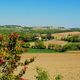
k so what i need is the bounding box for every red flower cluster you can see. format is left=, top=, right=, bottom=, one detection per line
left=9, top=32, right=20, bottom=39
left=0, top=34, right=3, bottom=41
left=0, top=57, right=4, bottom=65
left=20, top=77, right=27, bottom=80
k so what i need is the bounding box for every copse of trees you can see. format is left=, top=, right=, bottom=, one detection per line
left=46, top=33, right=54, bottom=40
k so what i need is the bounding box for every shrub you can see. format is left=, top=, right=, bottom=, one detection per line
left=48, top=44, right=53, bottom=50
left=41, top=35, right=47, bottom=41
left=0, top=32, right=35, bottom=80
left=64, top=43, right=80, bottom=50
left=48, top=43, right=80, bottom=52
left=46, top=34, right=54, bottom=40
left=32, top=41, right=46, bottom=49
left=53, top=45, right=66, bottom=52
left=22, top=42, right=30, bottom=48
left=24, top=57, right=35, bottom=65
left=55, top=74, right=62, bottom=80
left=48, top=44, right=66, bottom=52
left=35, top=67, right=50, bottom=80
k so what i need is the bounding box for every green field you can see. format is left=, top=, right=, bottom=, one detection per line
left=27, top=48, right=57, bottom=53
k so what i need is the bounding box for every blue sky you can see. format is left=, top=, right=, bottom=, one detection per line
left=0, top=0, right=80, bottom=28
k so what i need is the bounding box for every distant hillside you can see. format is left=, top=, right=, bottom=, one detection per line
left=0, top=25, right=80, bottom=35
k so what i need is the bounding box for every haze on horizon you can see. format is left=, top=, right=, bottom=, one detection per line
left=0, top=0, right=80, bottom=28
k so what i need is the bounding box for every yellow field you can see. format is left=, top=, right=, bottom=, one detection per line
left=44, top=40, right=67, bottom=48
left=52, top=31, right=80, bottom=39
left=19, top=52, right=80, bottom=80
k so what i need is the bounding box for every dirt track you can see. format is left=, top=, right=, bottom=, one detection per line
left=20, top=52, right=80, bottom=80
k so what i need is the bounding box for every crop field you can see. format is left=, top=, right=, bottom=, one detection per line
left=44, top=40, right=67, bottom=48
left=21, top=52, right=80, bottom=80
left=52, top=31, right=80, bottom=39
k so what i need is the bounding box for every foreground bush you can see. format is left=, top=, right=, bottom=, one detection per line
left=35, top=67, right=62, bottom=80
left=55, top=74, right=62, bottom=80
left=35, top=67, right=50, bottom=80
left=0, top=32, right=35, bottom=80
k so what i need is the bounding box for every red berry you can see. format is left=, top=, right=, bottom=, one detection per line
left=0, top=34, right=3, bottom=41
left=20, top=77, right=26, bottom=80
left=0, top=58, right=4, bottom=65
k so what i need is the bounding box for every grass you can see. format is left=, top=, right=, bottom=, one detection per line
left=27, top=48, right=56, bottom=53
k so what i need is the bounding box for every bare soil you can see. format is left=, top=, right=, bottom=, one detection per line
left=20, top=52, right=80, bottom=80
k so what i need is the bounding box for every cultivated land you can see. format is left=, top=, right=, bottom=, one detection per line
left=52, top=31, right=80, bottom=39
left=20, top=52, right=80, bottom=80
left=44, top=40, right=67, bottom=48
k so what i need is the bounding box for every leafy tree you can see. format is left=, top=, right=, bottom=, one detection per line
left=46, top=34, right=52, bottom=40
